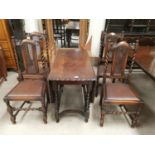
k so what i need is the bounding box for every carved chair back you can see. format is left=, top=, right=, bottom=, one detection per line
left=110, top=41, right=130, bottom=79
left=20, top=39, right=48, bottom=79
left=29, top=32, right=49, bottom=62
left=101, top=32, right=124, bottom=61
left=21, top=39, right=39, bottom=74
left=103, top=41, right=131, bottom=81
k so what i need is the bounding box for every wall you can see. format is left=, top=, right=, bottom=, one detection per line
left=24, top=19, right=43, bottom=33
left=87, top=19, right=106, bottom=57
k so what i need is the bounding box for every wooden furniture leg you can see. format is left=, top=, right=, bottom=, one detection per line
left=4, top=99, right=16, bottom=124
left=41, top=97, right=47, bottom=124
left=53, top=82, right=60, bottom=122
left=85, top=82, right=92, bottom=122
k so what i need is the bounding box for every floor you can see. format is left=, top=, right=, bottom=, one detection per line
left=0, top=71, right=155, bottom=135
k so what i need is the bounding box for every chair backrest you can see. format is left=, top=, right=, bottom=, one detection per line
left=18, top=39, right=49, bottom=80
left=103, top=41, right=130, bottom=81
left=29, top=32, right=49, bottom=67
left=100, top=32, right=124, bottom=59
left=110, top=41, right=130, bottom=79
left=21, top=39, right=39, bottom=75
left=29, top=32, right=47, bottom=57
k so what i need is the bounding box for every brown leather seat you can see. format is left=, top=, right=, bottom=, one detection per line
left=6, top=80, right=45, bottom=100
left=105, top=83, right=140, bottom=104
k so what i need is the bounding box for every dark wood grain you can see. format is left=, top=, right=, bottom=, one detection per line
left=0, top=46, right=7, bottom=83
left=135, top=46, right=155, bottom=78
left=48, top=48, right=95, bottom=82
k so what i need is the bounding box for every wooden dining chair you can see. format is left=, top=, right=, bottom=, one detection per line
left=3, top=39, right=49, bottom=124
left=99, top=41, right=144, bottom=127
left=96, top=32, right=124, bottom=96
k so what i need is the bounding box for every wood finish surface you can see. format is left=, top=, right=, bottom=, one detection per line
left=135, top=46, right=155, bottom=78
left=0, top=46, right=7, bottom=83
left=48, top=48, right=95, bottom=81
left=0, top=19, right=16, bottom=69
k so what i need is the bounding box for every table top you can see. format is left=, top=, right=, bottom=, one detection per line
left=135, top=46, right=155, bottom=78
left=48, top=48, right=96, bottom=81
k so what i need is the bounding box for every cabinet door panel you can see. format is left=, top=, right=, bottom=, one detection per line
left=0, top=20, right=17, bottom=70
left=0, top=21, right=7, bottom=40
left=0, top=42, right=9, bottom=49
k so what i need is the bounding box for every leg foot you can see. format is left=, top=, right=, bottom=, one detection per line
left=100, top=114, right=104, bottom=127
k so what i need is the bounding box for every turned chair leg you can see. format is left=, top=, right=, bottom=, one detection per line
left=95, top=77, right=100, bottom=97
left=131, top=104, right=142, bottom=128
left=46, top=89, right=50, bottom=104
left=100, top=105, right=104, bottom=127
left=112, top=78, right=115, bottom=83
left=100, top=114, right=104, bottom=127
left=5, top=100, right=16, bottom=124
left=41, top=98, right=47, bottom=124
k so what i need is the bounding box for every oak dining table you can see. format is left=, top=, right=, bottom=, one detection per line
left=48, top=48, right=96, bottom=122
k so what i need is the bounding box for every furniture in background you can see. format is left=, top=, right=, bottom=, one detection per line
left=105, top=19, right=155, bottom=46
left=48, top=48, right=96, bottom=122
left=0, top=19, right=17, bottom=70
left=0, top=46, right=7, bottom=84
left=66, top=21, right=80, bottom=47
left=4, top=39, right=49, bottom=124
left=99, top=41, right=144, bottom=127
left=53, top=19, right=66, bottom=48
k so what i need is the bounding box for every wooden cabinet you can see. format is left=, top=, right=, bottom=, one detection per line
left=0, top=46, right=7, bottom=84
left=0, top=19, right=16, bottom=69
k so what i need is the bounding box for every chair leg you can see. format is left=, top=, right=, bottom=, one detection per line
left=41, top=98, right=47, bottom=124
left=95, top=76, right=99, bottom=97
left=131, top=104, right=142, bottom=128
left=46, top=89, right=50, bottom=104
left=100, top=103, right=104, bottom=127
left=112, top=78, right=115, bottom=83
left=5, top=100, right=16, bottom=124
left=54, top=83, right=60, bottom=123
left=84, top=83, right=91, bottom=122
